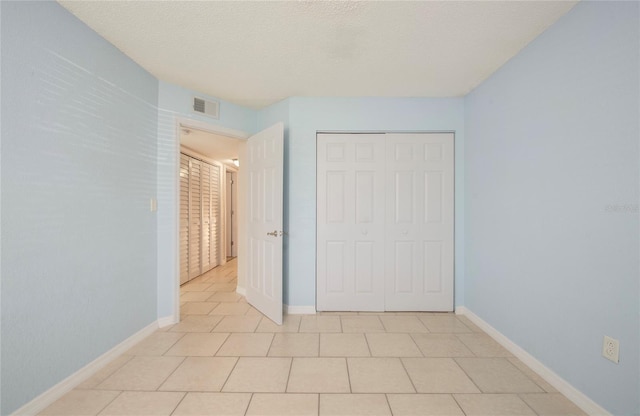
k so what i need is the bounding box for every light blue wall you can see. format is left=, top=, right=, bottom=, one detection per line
left=1, top=2, right=159, bottom=414
left=156, top=81, right=257, bottom=319
left=285, top=97, right=465, bottom=307
left=464, top=2, right=639, bottom=415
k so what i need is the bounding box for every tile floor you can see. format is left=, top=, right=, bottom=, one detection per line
left=41, top=258, right=586, bottom=415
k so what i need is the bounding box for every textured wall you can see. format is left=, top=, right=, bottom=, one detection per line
left=464, top=2, right=639, bottom=414
left=1, top=2, right=159, bottom=413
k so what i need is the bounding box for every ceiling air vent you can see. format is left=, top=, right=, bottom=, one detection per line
left=193, top=97, right=220, bottom=119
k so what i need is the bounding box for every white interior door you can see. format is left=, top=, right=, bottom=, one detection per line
left=317, top=134, right=386, bottom=311
left=385, top=133, right=454, bottom=311
left=246, top=123, right=284, bottom=324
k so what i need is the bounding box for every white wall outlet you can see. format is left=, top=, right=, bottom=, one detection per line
left=602, top=336, right=619, bottom=364
left=150, top=198, right=157, bottom=212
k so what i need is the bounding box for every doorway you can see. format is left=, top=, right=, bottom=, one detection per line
left=172, top=120, right=285, bottom=325
left=176, top=122, right=246, bottom=316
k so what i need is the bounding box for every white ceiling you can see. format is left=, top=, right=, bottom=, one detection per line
left=180, top=127, right=243, bottom=168
left=58, top=1, right=577, bottom=110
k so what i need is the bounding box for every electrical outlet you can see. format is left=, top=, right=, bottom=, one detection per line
left=602, top=336, right=619, bottom=364
left=150, top=198, right=157, bottom=212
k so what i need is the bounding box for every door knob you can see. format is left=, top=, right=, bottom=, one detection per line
left=266, top=230, right=278, bottom=237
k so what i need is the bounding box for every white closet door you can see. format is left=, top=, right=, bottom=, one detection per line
left=316, top=134, right=386, bottom=311
left=189, top=158, right=202, bottom=279
left=210, top=163, right=220, bottom=267
left=201, top=162, right=213, bottom=272
left=179, top=154, right=190, bottom=284
left=384, top=133, right=454, bottom=311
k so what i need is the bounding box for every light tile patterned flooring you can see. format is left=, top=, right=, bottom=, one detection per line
left=41, top=258, right=586, bottom=415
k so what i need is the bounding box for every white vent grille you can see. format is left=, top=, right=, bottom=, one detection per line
left=193, top=97, right=220, bottom=119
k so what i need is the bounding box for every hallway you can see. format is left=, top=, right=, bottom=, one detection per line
left=40, top=259, right=585, bottom=415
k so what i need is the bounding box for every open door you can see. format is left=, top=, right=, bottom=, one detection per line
left=245, top=123, right=284, bottom=324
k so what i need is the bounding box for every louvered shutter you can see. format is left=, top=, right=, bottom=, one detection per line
left=189, top=158, right=202, bottom=279
left=210, top=163, right=221, bottom=268
left=201, top=163, right=213, bottom=272
left=179, top=154, right=190, bottom=284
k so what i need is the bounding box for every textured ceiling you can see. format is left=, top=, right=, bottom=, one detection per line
left=59, top=1, right=577, bottom=109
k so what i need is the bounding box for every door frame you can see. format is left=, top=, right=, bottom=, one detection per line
left=225, top=168, right=239, bottom=259
left=172, top=117, right=249, bottom=323
left=315, top=130, right=456, bottom=312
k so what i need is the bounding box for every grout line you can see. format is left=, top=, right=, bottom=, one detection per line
left=398, top=358, right=418, bottom=394
left=451, top=357, right=484, bottom=393
left=264, top=332, right=276, bottom=357
left=454, top=333, right=478, bottom=357
left=284, top=357, right=294, bottom=393
left=517, top=393, right=542, bottom=416
left=383, top=393, right=393, bottom=415
left=363, top=333, right=373, bottom=357
left=167, top=392, right=188, bottom=416
left=243, top=393, right=254, bottom=416
left=94, top=390, right=124, bottom=415
left=219, top=356, right=241, bottom=392
left=163, top=332, right=188, bottom=353
left=156, top=356, right=187, bottom=392
left=344, top=357, right=353, bottom=393
left=212, top=333, right=231, bottom=356
left=450, top=393, right=469, bottom=416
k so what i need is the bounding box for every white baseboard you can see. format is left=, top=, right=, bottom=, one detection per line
left=236, top=286, right=246, bottom=296
left=12, top=320, right=159, bottom=416
left=157, top=315, right=177, bottom=328
left=455, top=306, right=611, bottom=416
left=284, top=305, right=316, bottom=315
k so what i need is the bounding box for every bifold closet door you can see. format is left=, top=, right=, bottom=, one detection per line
left=201, top=162, right=221, bottom=272
left=179, top=154, right=190, bottom=284
left=188, top=158, right=203, bottom=279
left=384, top=133, right=454, bottom=311
left=180, top=153, right=222, bottom=283
left=317, top=132, right=454, bottom=312
left=210, top=164, right=220, bottom=267
left=316, top=134, right=386, bottom=311
left=201, top=163, right=214, bottom=272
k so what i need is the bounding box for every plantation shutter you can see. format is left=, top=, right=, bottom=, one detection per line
left=189, top=158, right=202, bottom=279
left=179, top=154, right=190, bottom=284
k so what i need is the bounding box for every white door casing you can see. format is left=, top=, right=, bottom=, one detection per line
left=316, top=134, right=386, bottom=311
left=246, top=123, right=284, bottom=324
left=179, top=154, right=190, bottom=284
left=316, top=132, right=454, bottom=312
